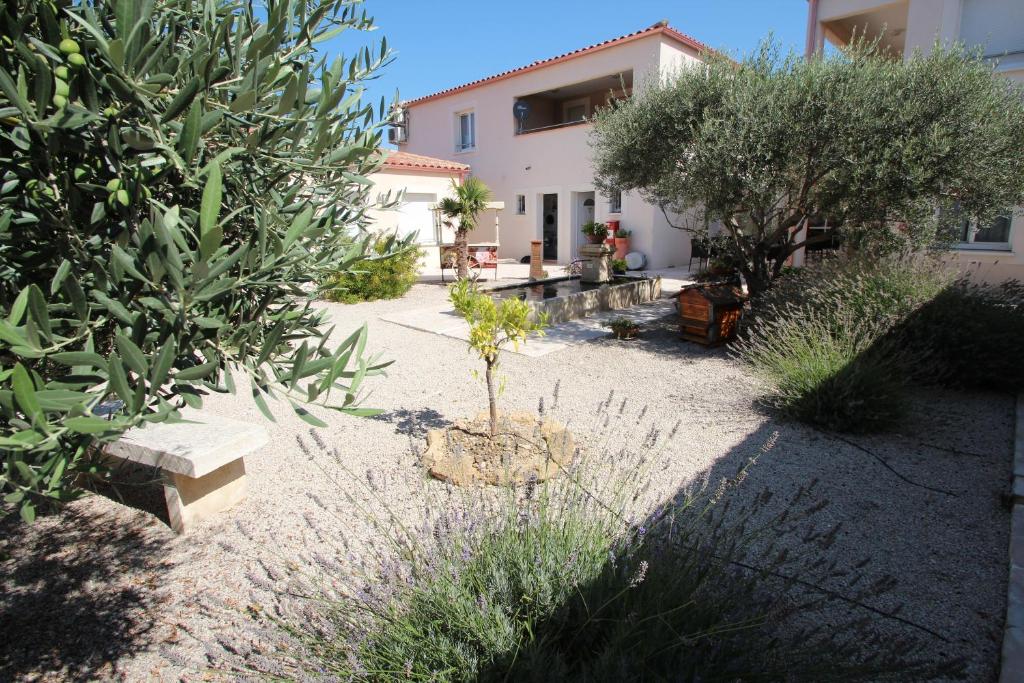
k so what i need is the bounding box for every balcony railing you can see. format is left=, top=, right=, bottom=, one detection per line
left=515, top=119, right=591, bottom=136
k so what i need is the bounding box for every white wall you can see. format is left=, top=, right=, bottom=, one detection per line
left=400, top=32, right=703, bottom=269
left=366, top=168, right=461, bottom=268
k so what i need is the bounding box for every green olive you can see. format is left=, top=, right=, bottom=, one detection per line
left=54, top=79, right=69, bottom=97
left=58, top=38, right=80, bottom=55
left=116, top=189, right=130, bottom=206
left=52, top=94, right=67, bottom=108
left=103, top=106, right=117, bottom=117
left=54, top=66, right=68, bottom=79
left=68, top=53, right=86, bottom=67
left=105, top=178, right=121, bottom=192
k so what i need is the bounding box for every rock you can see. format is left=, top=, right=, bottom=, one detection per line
left=422, top=412, right=574, bottom=486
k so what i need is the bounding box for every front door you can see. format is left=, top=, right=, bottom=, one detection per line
left=542, top=193, right=558, bottom=260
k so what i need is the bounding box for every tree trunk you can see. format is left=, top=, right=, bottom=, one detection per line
left=485, top=356, right=498, bottom=437
left=456, top=228, right=469, bottom=280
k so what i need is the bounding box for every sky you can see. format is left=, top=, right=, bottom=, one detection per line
left=324, top=0, right=810, bottom=128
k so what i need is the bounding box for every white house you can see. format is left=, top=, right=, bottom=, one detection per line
left=804, top=0, right=1024, bottom=283
left=366, top=150, right=469, bottom=267
left=391, top=21, right=714, bottom=270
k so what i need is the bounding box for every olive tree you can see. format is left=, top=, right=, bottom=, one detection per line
left=591, top=40, right=1024, bottom=294
left=0, top=0, right=405, bottom=521
left=449, top=280, right=544, bottom=437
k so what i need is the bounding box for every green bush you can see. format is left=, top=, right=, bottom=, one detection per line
left=902, top=278, right=1024, bottom=391
left=260, top=431, right=943, bottom=681
left=736, top=307, right=907, bottom=432
left=735, top=256, right=950, bottom=432
left=322, top=238, right=422, bottom=304
left=0, top=0, right=400, bottom=521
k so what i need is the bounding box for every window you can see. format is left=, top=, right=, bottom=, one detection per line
left=609, top=190, right=622, bottom=214
left=957, top=210, right=1013, bottom=250
left=515, top=194, right=526, bottom=215
left=562, top=97, right=589, bottom=123
left=456, top=111, right=475, bottom=151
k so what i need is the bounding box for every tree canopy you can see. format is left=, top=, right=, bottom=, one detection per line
left=590, top=40, right=1024, bottom=293
left=0, top=0, right=402, bottom=521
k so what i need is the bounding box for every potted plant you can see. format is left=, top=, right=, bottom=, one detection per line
left=607, top=317, right=640, bottom=340
left=581, top=221, right=609, bottom=244
left=613, top=228, right=631, bottom=258
left=611, top=258, right=627, bottom=274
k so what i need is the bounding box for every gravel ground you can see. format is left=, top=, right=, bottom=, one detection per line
left=0, top=280, right=1014, bottom=681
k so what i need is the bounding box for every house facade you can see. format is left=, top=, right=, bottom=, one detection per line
left=392, top=22, right=712, bottom=270
left=804, top=0, right=1024, bottom=282
left=367, top=150, right=469, bottom=267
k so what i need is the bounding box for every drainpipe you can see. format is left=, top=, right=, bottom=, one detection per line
left=805, top=0, right=820, bottom=58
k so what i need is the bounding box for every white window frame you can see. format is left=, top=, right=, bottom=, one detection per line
left=515, top=194, right=526, bottom=215
left=956, top=210, right=1013, bottom=251
left=562, top=97, right=589, bottom=124
left=455, top=110, right=476, bottom=152
left=609, top=190, right=622, bottom=214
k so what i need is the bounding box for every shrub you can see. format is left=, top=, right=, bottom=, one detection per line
left=736, top=307, right=907, bottom=432
left=0, top=0, right=398, bottom=521
left=254, top=423, right=945, bottom=681
left=322, top=238, right=422, bottom=304
left=902, top=278, right=1024, bottom=391
left=735, top=255, right=950, bottom=431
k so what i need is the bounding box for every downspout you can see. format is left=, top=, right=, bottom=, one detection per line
left=805, top=0, right=820, bottom=58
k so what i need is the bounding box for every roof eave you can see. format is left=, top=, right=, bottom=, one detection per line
left=401, top=25, right=714, bottom=108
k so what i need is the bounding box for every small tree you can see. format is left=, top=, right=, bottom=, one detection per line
left=0, top=0, right=400, bottom=521
left=438, top=177, right=492, bottom=280
left=591, top=39, right=1024, bottom=295
left=449, top=281, right=545, bottom=437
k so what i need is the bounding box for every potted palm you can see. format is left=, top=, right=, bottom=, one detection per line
left=438, top=177, right=492, bottom=280
left=613, top=228, right=631, bottom=259
left=581, top=221, right=609, bottom=244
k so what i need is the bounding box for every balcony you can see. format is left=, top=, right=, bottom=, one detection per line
left=817, top=0, right=909, bottom=56
left=513, top=70, right=632, bottom=136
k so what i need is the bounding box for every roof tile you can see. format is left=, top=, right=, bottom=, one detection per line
left=380, top=150, right=470, bottom=173
left=403, top=22, right=713, bottom=107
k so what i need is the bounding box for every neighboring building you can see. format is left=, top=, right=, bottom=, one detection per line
left=367, top=150, right=469, bottom=267
left=804, top=0, right=1024, bottom=282
left=391, top=22, right=713, bottom=269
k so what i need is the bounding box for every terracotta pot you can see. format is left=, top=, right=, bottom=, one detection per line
left=614, top=237, right=630, bottom=259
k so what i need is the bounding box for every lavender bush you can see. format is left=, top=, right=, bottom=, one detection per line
left=219, top=396, right=953, bottom=682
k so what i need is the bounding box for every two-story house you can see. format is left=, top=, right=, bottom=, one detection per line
left=392, top=22, right=713, bottom=270
left=804, top=0, right=1024, bottom=283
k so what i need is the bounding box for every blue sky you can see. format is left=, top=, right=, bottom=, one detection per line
left=326, top=0, right=810, bottom=124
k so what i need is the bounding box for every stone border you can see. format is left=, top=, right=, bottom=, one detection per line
left=492, top=275, right=662, bottom=325
left=1002, top=394, right=1024, bottom=681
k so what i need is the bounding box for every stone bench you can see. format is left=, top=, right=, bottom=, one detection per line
left=104, top=415, right=269, bottom=533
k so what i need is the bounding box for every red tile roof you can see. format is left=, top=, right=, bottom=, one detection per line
left=403, top=21, right=714, bottom=107
left=380, top=150, right=470, bottom=174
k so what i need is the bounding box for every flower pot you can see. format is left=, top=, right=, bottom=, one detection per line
left=614, top=237, right=630, bottom=259
left=586, top=233, right=604, bottom=244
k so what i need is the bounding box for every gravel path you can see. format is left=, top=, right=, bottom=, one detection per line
left=0, top=280, right=1014, bottom=681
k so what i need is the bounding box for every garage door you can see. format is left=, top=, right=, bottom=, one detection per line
left=394, top=192, right=439, bottom=244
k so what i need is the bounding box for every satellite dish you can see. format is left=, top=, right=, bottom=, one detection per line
left=513, top=100, right=531, bottom=122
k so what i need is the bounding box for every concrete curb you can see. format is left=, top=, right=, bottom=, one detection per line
left=1001, top=394, right=1024, bottom=682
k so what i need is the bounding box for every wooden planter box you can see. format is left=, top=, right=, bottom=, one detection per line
left=678, top=284, right=745, bottom=346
